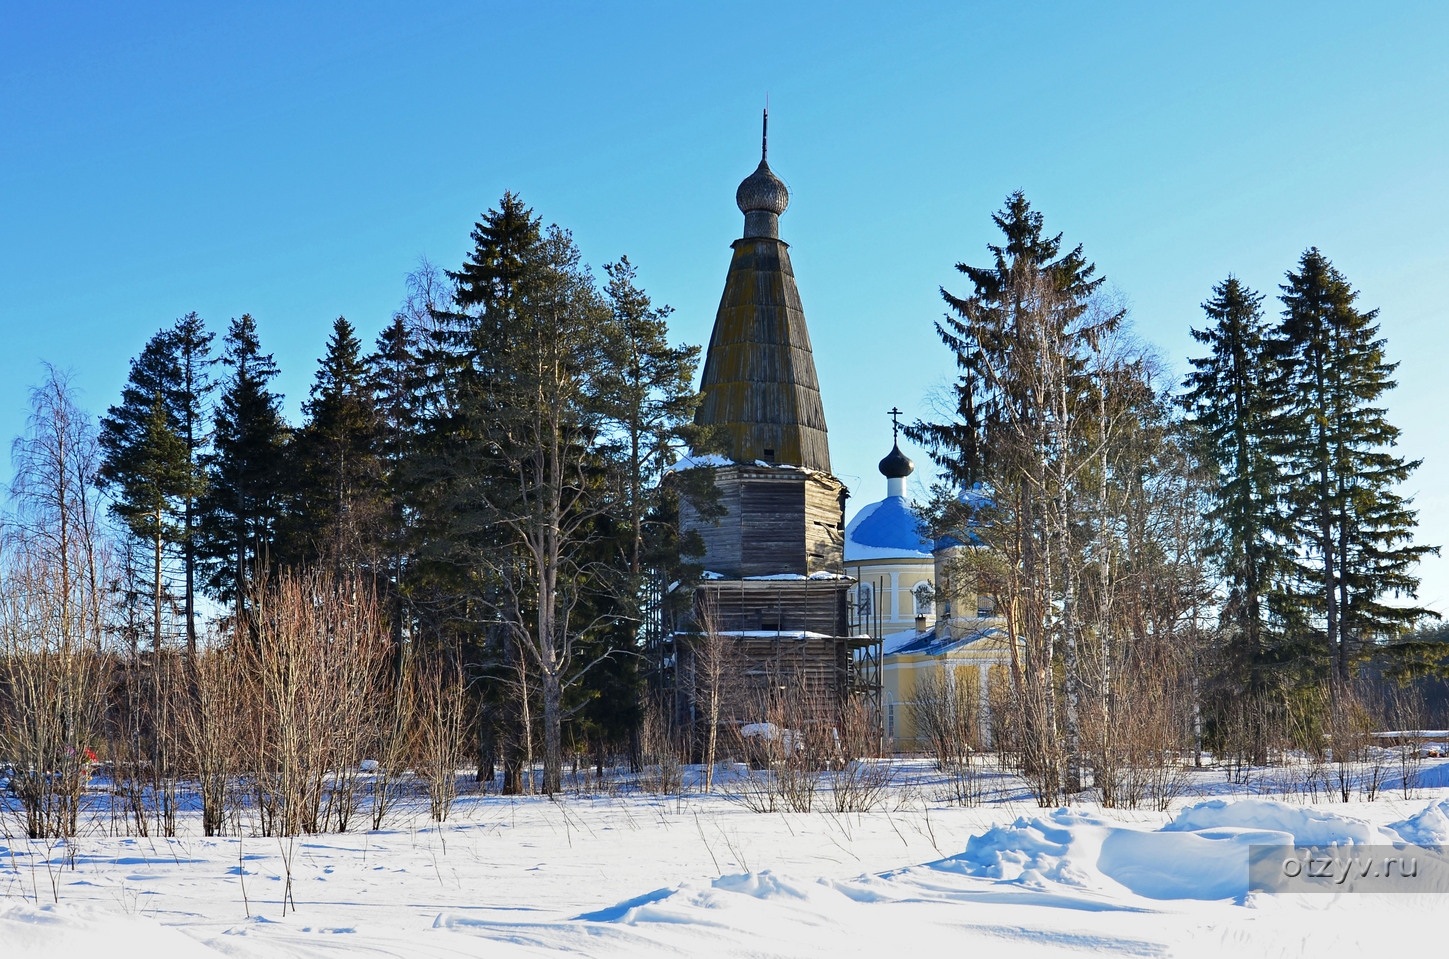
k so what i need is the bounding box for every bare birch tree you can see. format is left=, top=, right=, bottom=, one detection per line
left=0, top=367, right=112, bottom=838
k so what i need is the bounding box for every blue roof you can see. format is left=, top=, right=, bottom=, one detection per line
left=844, top=495, right=933, bottom=561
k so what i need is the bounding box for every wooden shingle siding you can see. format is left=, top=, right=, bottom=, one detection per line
left=695, top=580, right=850, bottom=635
left=695, top=237, right=831, bottom=472
left=676, top=464, right=846, bottom=579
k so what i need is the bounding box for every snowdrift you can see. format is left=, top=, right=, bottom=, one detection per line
left=584, top=797, right=1449, bottom=924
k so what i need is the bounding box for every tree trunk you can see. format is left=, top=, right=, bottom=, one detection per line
left=543, top=668, right=562, bottom=795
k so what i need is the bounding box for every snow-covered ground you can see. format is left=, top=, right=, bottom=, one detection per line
left=4, top=761, right=1449, bottom=957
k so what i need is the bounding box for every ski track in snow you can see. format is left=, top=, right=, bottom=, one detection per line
left=4, top=762, right=1449, bottom=957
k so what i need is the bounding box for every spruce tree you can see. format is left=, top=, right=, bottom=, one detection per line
left=1181, top=278, right=1293, bottom=679
left=170, top=312, right=214, bottom=657
left=905, top=192, right=1122, bottom=802
left=99, top=329, right=200, bottom=655
left=1275, top=249, right=1435, bottom=679
left=368, top=314, right=421, bottom=644
left=285, top=317, right=383, bottom=570
left=909, top=190, right=1114, bottom=487
left=418, top=196, right=616, bottom=794
left=196, top=314, right=289, bottom=631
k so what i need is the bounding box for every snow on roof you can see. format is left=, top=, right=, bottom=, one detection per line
left=881, top=623, right=1007, bottom=657
left=663, top=450, right=833, bottom=479
left=663, top=451, right=734, bottom=473
left=739, top=571, right=852, bottom=581
left=844, top=494, right=933, bottom=561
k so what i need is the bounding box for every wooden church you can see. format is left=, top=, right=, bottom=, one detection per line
left=666, top=114, right=880, bottom=732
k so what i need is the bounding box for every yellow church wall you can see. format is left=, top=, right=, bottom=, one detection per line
left=882, top=638, right=1015, bottom=753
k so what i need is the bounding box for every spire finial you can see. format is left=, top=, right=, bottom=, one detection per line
left=762, top=102, right=768, bottom=162
left=737, top=101, right=788, bottom=233
left=888, top=407, right=903, bottom=443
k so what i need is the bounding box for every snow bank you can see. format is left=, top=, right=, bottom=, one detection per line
left=897, top=799, right=1423, bottom=903
left=0, top=902, right=214, bottom=958
left=1163, top=799, right=1397, bottom=845
left=577, top=871, right=835, bottom=926
left=1391, top=798, right=1449, bottom=844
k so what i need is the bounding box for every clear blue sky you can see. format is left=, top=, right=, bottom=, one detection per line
left=4, top=2, right=1447, bottom=610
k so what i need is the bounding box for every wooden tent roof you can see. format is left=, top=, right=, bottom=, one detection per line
left=696, top=145, right=832, bottom=474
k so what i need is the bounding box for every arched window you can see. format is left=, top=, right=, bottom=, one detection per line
left=857, top=582, right=874, bottom=619
left=912, top=581, right=934, bottom=616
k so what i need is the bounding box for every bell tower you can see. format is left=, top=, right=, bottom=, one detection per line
left=684, top=110, right=847, bottom=578
left=672, top=112, right=875, bottom=729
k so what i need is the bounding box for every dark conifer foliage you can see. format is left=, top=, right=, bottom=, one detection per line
left=595, top=256, right=703, bottom=582
left=196, top=314, right=289, bottom=630
left=1181, top=278, right=1295, bottom=680
left=99, top=328, right=202, bottom=654
left=368, top=314, right=423, bottom=643
left=284, top=317, right=384, bottom=571
left=908, top=190, right=1118, bottom=488
left=413, top=194, right=669, bottom=794
left=1275, top=249, right=1436, bottom=678
left=170, top=312, right=215, bottom=656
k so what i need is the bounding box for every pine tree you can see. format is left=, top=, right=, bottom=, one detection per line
left=595, top=255, right=702, bottom=583
left=196, top=315, right=289, bottom=631
left=1181, top=278, right=1293, bottom=680
left=1275, top=249, right=1436, bottom=679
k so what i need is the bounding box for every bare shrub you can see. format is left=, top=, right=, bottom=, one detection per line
left=176, top=636, right=245, bottom=836
left=914, top=665, right=988, bottom=806
left=638, top=698, right=683, bottom=795
left=1088, top=659, right=1194, bottom=812
left=1390, top=684, right=1427, bottom=800
left=724, top=669, right=832, bottom=814
left=412, top=657, right=471, bottom=822
left=367, top=657, right=418, bottom=830
left=1002, top=675, right=1064, bottom=807
left=1277, top=689, right=1330, bottom=803
left=914, top=666, right=979, bottom=772
left=685, top=599, right=734, bottom=793
left=1212, top=692, right=1273, bottom=785
left=828, top=698, right=894, bottom=813
left=238, top=570, right=393, bottom=835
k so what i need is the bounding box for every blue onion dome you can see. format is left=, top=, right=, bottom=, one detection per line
left=736, top=159, right=789, bottom=216
left=845, top=495, right=932, bottom=560
left=878, top=443, right=914, bottom=480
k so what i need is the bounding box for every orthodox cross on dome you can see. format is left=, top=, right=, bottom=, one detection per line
left=762, top=104, right=768, bottom=161
left=879, top=408, right=914, bottom=483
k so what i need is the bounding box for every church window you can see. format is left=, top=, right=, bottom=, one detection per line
left=912, top=581, right=934, bottom=616
left=857, top=582, right=874, bottom=619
